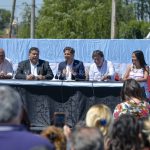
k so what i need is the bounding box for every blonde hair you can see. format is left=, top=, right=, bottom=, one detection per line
left=85, top=104, right=113, bottom=136
left=41, top=126, right=66, bottom=150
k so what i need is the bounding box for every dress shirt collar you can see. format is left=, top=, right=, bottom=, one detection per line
left=96, top=59, right=105, bottom=68
left=66, top=59, right=74, bottom=65
left=30, top=60, right=39, bottom=66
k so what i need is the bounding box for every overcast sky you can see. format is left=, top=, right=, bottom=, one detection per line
left=0, top=0, right=43, bottom=22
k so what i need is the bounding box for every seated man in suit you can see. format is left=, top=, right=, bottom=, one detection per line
left=89, top=50, right=115, bottom=81
left=0, top=48, right=13, bottom=79
left=15, top=47, right=54, bottom=80
left=56, top=47, right=85, bottom=80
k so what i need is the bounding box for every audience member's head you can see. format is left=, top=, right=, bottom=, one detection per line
left=121, top=78, right=143, bottom=101
left=41, top=126, right=66, bottom=150
left=63, top=47, right=75, bottom=62
left=109, top=114, right=141, bottom=150
left=85, top=104, right=113, bottom=137
left=29, top=47, right=40, bottom=65
left=92, top=50, right=104, bottom=67
left=63, top=121, right=87, bottom=149
left=71, top=127, right=104, bottom=150
left=140, top=117, right=150, bottom=149
left=0, top=48, right=5, bottom=64
left=0, top=86, right=22, bottom=124
left=132, top=50, right=147, bottom=68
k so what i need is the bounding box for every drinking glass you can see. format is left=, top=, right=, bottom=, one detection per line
left=13, top=70, right=17, bottom=79
left=57, top=70, right=61, bottom=79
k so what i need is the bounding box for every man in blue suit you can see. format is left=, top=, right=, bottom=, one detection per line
left=15, top=47, right=54, bottom=80
left=0, top=86, right=54, bottom=150
left=56, top=47, right=85, bottom=80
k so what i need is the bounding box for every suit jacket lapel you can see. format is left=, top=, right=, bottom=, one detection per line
left=27, top=60, right=31, bottom=74
left=37, top=60, right=42, bottom=75
left=72, top=60, right=76, bottom=70
left=63, top=61, right=67, bottom=70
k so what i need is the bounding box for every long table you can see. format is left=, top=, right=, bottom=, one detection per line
left=0, top=80, right=123, bottom=129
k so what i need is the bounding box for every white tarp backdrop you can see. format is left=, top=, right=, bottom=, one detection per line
left=1, top=39, right=150, bottom=75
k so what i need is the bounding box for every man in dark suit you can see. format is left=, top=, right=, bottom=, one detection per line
left=0, top=86, right=54, bottom=150
left=15, top=47, right=54, bottom=80
left=56, top=47, right=85, bottom=80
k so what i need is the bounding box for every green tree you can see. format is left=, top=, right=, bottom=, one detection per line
left=0, top=9, right=11, bottom=35
left=119, top=20, right=150, bottom=38
left=117, top=0, right=150, bottom=38
left=35, top=0, right=149, bottom=39
left=36, top=0, right=112, bottom=38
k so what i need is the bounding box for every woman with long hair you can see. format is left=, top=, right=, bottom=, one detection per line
left=123, top=50, right=149, bottom=98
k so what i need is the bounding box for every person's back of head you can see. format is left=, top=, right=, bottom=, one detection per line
left=41, top=125, right=66, bottom=150
left=109, top=114, right=141, bottom=150
left=121, top=78, right=143, bottom=101
left=140, top=117, right=150, bottom=149
left=71, top=127, right=104, bottom=150
left=85, top=104, right=113, bottom=137
left=0, top=86, right=22, bottom=123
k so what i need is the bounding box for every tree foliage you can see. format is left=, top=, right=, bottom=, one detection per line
left=119, top=20, right=150, bottom=38
left=36, top=0, right=112, bottom=38
left=118, top=0, right=150, bottom=38
left=17, top=0, right=150, bottom=39
left=0, top=9, right=11, bottom=35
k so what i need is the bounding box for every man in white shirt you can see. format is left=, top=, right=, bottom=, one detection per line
left=89, top=50, right=115, bottom=81
left=0, top=48, right=13, bottom=79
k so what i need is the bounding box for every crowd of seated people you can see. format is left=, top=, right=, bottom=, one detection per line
left=1, top=47, right=148, bottom=83
left=1, top=46, right=147, bottom=82
left=1, top=46, right=150, bottom=102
